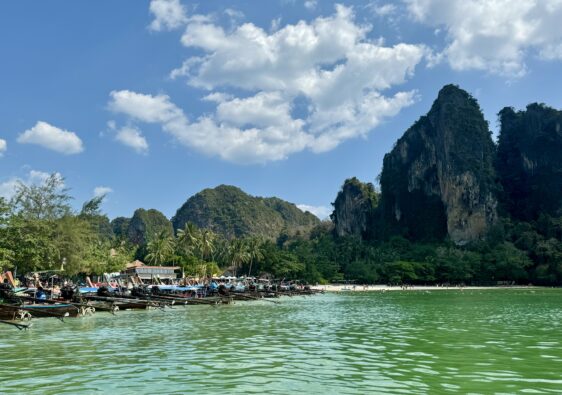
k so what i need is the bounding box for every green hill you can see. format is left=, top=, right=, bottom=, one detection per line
left=171, top=185, right=320, bottom=239
left=127, top=208, right=173, bottom=246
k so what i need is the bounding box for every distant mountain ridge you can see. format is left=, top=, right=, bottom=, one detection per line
left=171, top=185, right=320, bottom=239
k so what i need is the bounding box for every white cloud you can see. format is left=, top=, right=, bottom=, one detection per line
left=270, top=17, right=282, bottom=32
left=109, top=90, right=183, bottom=123
left=17, top=121, right=84, bottom=155
left=368, top=3, right=397, bottom=17
left=109, top=90, right=309, bottom=163
left=0, top=139, right=6, bottom=157
left=297, top=204, right=332, bottom=220
left=93, top=186, right=113, bottom=197
left=304, top=0, right=317, bottom=10
left=0, top=179, right=19, bottom=200
left=0, top=170, right=62, bottom=200
left=28, top=170, right=54, bottom=185
left=224, top=8, right=244, bottom=20
left=405, top=0, right=562, bottom=77
left=125, top=5, right=424, bottom=163
left=149, top=0, right=187, bottom=31
left=114, top=125, right=149, bottom=154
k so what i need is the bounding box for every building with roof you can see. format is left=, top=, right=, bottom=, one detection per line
left=123, top=260, right=180, bottom=281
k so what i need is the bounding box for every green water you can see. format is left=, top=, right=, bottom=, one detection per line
left=2, top=290, right=562, bottom=394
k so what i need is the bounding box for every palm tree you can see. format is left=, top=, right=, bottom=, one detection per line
left=246, top=237, right=264, bottom=276
left=227, top=239, right=250, bottom=277
left=197, top=229, right=216, bottom=262
left=145, top=231, right=173, bottom=266
left=176, top=222, right=199, bottom=258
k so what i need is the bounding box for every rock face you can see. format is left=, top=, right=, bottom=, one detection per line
left=127, top=209, right=173, bottom=245
left=331, top=177, right=379, bottom=238
left=379, top=85, right=498, bottom=244
left=171, top=185, right=319, bottom=239
left=497, top=104, right=562, bottom=220
left=111, top=217, right=130, bottom=239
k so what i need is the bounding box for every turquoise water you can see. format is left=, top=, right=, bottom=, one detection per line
left=1, top=289, right=562, bottom=394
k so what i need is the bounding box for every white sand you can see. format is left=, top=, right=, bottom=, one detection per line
left=311, top=284, right=540, bottom=292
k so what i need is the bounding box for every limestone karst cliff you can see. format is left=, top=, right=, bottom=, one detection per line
left=379, top=85, right=498, bottom=244
left=497, top=104, right=562, bottom=221
left=127, top=208, right=173, bottom=246
left=331, top=178, right=379, bottom=238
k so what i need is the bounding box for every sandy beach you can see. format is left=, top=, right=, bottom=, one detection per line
left=311, top=284, right=541, bottom=292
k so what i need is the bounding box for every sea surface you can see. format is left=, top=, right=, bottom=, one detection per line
left=1, top=289, right=562, bottom=394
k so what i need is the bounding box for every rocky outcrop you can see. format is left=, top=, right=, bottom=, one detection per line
left=497, top=104, right=562, bottom=220
left=331, top=178, right=378, bottom=238
left=379, top=85, right=498, bottom=244
left=111, top=217, right=130, bottom=239
left=127, top=209, right=173, bottom=245
left=171, top=185, right=319, bottom=239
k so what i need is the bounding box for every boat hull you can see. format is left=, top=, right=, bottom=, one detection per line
left=0, top=304, right=79, bottom=319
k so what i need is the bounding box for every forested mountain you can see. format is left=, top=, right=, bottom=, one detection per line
left=171, top=185, right=319, bottom=239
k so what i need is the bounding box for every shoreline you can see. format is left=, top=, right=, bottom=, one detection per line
left=311, top=284, right=549, bottom=292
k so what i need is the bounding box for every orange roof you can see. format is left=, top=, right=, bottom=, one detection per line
left=126, top=260, right=145, bottom=269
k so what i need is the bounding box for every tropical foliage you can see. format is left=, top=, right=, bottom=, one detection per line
left=171, top=185, right=319, bottom=239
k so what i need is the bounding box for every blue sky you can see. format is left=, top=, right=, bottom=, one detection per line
left=2, top=0, right=562, bottom=220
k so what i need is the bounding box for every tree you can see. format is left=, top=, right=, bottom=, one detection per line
left=226, top=239, right=249, bottom=276
left=197, top=229, right=215, bottom=261
left=12, top=173, right=71, bottom=220
left=176, top=222, right=200, bottom=258
left=2, top=174, right=79, bottom=274
left=0, top=198, right=14, bottom=271
left=145, top=231, right=174, bottom=266
left=79, top=195, right=113, bottom=240
left=483, top=242, right=532, bottom=283
left=246, top=237, right=264, bottom=276
left=84, top=241, right=132, bottom=275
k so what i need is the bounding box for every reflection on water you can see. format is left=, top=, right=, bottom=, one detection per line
left=1, top=290, right=562, bottom=394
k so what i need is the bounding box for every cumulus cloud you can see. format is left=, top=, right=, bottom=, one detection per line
left=114, top=125, right=149, bottom=154
left=0, top=170, right=62, bottom=200
left=93, top=186, right=113, bottom=197
left=116, top=5, right=425, bottom=163
left=297, top=204, right=332, bottom=220
left=17, top=121, right=83, bottom=154
left=149, top=0, right=187, bottom=31
left=405, top=0, right=562, bottom=77
left=109, top=90, right=309, bottom=163
left=0, top=139, right=6, bottom=157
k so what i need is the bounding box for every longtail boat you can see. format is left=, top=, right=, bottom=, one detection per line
left=0, top=303, right=79, bottom=319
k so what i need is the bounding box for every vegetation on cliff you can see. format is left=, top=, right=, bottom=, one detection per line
left=379, top=84, right=498, bottom=244
left=171, top=185, right=319, bottom=239
left=329, top=84, right=562, bottom=285
left=331, top=178, right=379, bottom=239
left=497, top=104, right=562, bottom=221
left=127, top=208, right=173, bottom=246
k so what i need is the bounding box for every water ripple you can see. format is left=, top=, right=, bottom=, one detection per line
left=1, top=290, right=562, bottom=394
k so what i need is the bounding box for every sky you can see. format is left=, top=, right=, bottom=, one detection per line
left=2, top=0, right=562, bottom=221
